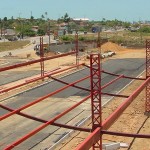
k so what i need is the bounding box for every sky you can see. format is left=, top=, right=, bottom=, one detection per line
left=0, top=0, right=149, bottom=22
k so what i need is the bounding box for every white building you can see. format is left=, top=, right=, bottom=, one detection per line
left=73, top=18, right=90, bottom=22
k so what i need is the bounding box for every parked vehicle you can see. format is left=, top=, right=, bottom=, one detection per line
left=34, top=44, right=49, bottom=55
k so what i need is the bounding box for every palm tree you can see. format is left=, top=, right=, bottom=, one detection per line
left=63, top=13, right=71, bottom=33
left=45, top=12, right=48, bottom=20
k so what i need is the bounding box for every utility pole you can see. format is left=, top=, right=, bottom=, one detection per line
left=3, top=20, right=5, bottom=42
left=31, top=11, right=32, bottom=18
left=18, top=12, right=22, bottom=40
left=0, top=21, right=2, bottom=38
left=75, top=31, right=79, bottom=67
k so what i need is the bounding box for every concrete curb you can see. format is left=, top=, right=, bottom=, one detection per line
left=48, top=115, right=91, bottom=150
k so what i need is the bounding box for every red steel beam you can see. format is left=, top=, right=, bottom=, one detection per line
left=51, top=76, right=129, bottom=99
left=102, top=77, right=150, bottom=130
left=0, top=75, right=90, bottom=121
left=1, top=102, right=91, bottom=133
left=102, top=92, right=129, bottom=98
left=102, top=130, right=150, bottom=138
left=101, top=75, right=123, bottom=89
left=76, top=77, right=150, bottom=149
left=83, top=64, right=145, bottom=80
left=0, top=68, right=60, bottom=94
left=50, top=76, right=129, bottom=98
left=102, top=70, right=146, bottom=80
left=75, top=127, right=101, bottom=150
left=51, top=75, right=121, bottom=91
left=4, top=94, right=91, bottom=149
left=0, top=51, right=76, bottom=72
left=0, top=63, right=84, bottom=94
left=50, top=76, right=90, bottom=91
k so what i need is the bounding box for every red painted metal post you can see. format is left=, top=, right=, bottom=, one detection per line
left=90, top=54, right=102, bottom=150
left=0, top=51, right=76, bottom=72
left=40, top=37, right=44, bottom=78
left=76, top=77, right=150, bottom=150
left=75, top=33, right=79, bottom=67
left=75, top=127, right=101, bottom=150
left=146, top=40, right=150, bottom=113
left=3, top=94, right=91, bottom=150
left=97, top=31, right=101, bottom=48
left=102, top=130, right=150, bottom=138
left=0, top=63, right=84, bottom=94
left=102, top=77, right=150, bottom=130
left=0, top=75, right=90, bottom=121
left=1, top=103, right=91, bottom=132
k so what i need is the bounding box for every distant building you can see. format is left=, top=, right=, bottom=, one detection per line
left=31, top=26, right=39, bottom=32
left=58, top=23, right=68, bottom=30
left=73, top=18, right=90, bottom=22
left=73, top=18, right=90, bottom=26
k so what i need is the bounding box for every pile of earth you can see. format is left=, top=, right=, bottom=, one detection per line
left=101, top=42, right=125, bottom=52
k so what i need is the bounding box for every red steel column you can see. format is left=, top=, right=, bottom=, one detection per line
left=146, top=40, right=150, bottom=113
left=75, top=32, right=79, bottom=67
left=90, top=54, right=102, bottom=150
left=97, top=31, right=101, bottom=48
left=40, top=37, right=44, bottom=77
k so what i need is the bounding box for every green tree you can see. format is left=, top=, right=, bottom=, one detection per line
left=30, top=16, right=34, bottom=20
left=123, top=22, right=130, bottom=28
left=41, top=14, right=45, bottom=20
left=37, top=29, right=45, bottom=36
left=3, top=17, right=7, bottom=22
left=139, top=26, right=150, bottom=33
left=63, top=13, right=70, bottom=23
left=63, top=13, right=71, bottom=32
left=23, top=29, right=36, bottom=37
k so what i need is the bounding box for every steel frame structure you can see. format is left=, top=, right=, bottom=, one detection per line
left=0, top=64, right=84, bottom=94
left=97, top=31, right=101, bottom=48
left=40, top=37, right=44, bottom=77
left=146, top=39, right=150, bottom=113
left=0, top=37, right=150, bottom=149
left=0, top=51, right=76, bottom=72
left=90, top=54, right=102, bottom=149
left=75, top=32, right=79, bottom=66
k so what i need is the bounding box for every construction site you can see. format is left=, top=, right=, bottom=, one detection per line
left=0, top=33, right=150, bottom=150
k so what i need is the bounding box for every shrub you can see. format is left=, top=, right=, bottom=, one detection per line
left=60, top=35, right=74, bottom=41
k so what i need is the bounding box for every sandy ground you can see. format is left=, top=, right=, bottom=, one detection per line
left=0, top=42, right=149, bottom=149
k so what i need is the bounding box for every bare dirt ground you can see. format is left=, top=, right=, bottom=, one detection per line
left=0, top=42, right=149, bottom=149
